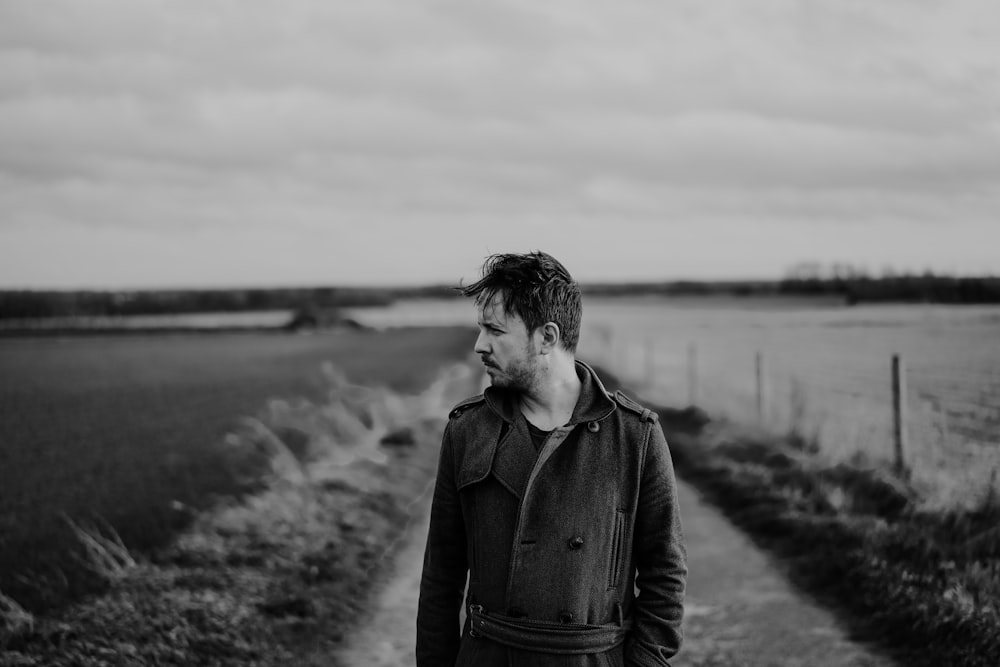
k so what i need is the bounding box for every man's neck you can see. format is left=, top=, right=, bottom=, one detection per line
left=519, top=356, right=581, bottom=431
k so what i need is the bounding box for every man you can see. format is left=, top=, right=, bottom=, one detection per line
left=417, top=251, right=686, bottom=666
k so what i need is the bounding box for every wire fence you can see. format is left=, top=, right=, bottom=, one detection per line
left=583, top=324, right=1000, bottom=510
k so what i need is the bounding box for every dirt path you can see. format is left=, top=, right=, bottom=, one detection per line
left=334, top=481, right=433, bottom=667
left=674, top=481, right=897, bottom=667
left=334, top=479, right=900, bottom=667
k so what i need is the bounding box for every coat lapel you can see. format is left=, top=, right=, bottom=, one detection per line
left=491, top=416, right=537, bottom=499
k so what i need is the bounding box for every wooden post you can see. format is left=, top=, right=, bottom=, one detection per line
left=605, top=327, right=618, bottom=371
left=687, top=342, right=698, bottom=406
left=892, top=354, right=909, bottom=476
left=618, top=337, right=628, bottom=377
left=755, top=351, right=766, bottom=422
left=645, top=337, right=654, bottom=388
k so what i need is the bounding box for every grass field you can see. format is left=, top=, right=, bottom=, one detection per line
left=0, top=327, right=475, bottom=611
left=572, top=298, right=1000, bottom=509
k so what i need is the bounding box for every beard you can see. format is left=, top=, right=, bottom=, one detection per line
left=488, top=363, right=533, bottom=392
left=485, top=346, right=539, bottom=393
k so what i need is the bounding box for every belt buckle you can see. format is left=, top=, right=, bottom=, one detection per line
left=468, top=604, right=484, bottom=638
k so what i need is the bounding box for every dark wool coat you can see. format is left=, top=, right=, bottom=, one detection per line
left=416, top=361, right=687, bottom=667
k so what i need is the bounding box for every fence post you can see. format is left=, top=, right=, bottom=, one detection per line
left=618, top=336, right=628, bottom=378
left=603, top=326, right=614, bottom=368
left=687, top=342, right=698, bottom=406
left=645, top=337, right=654, bottom=389
left=755, top=351, right=766, bottom=422
left=892, top=354, right=909, bottom=476
left=607, top=328, right=621, bottom=373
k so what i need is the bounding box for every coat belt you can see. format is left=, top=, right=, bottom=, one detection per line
left=467, top=605, right=631, bottom=655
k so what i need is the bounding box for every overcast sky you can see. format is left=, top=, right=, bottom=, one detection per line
left=1, top=0, right=998, bottom=288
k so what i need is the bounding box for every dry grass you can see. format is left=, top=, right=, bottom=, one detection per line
left=62, top=518, right=137, bottom=582
left=3, top=358, right=481, bottom=665
left=0, top=590, right=34, bottom=650
left=660, top=412, right=1000, bottom=667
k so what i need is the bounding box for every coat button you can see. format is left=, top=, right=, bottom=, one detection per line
left=588, top=421, right=599, bottom=432
left=568, top=536, right=584, bottom=550
left=559, top=611, right=575, bottom=624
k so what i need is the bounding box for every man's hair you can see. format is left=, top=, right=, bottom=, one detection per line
left=459, top=251, right=582, bottom=352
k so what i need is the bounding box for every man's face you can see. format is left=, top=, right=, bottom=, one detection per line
left=474, top=295, right=539, bottom=392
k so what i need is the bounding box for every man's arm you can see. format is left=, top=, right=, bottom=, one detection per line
left=416, top=422, right=468, bottom=667
left=625, top=421, right=687, bottom=666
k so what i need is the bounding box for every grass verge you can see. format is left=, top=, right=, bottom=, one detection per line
left=1, top=356, right=481, bottom=666
left=655, top=404, right=1000, bottom=667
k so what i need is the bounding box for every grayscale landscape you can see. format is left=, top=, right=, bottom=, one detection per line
left=2, top=1, right=999, bottom=665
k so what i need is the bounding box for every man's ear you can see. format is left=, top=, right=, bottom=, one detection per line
left=538, top=322, right=561, bottom=354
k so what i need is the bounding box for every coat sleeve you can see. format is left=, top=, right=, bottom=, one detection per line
left=416, top=421, right=469, bottom=667
left=625, top=421, right=687, bottom=666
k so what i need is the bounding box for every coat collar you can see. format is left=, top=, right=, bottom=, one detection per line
left=481, top=359, right=617, bottom=500
left=482, top=359, right=617, bottom=426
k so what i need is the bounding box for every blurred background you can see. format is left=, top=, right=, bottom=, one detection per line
left=1, top=1, right=999, bottom=664
left=3, top=0, right=998, bottom=504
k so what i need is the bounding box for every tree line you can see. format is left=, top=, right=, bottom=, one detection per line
left=2, top=271, right=998, bottom=320
left=777, top=263, right=1000, bottom=305
left=0, top=286, right=456, bottom=320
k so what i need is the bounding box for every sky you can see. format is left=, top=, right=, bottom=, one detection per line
left=1, top=0, right=999, bottom=289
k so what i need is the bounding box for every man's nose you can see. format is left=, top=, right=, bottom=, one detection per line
left=474, top=330, right=489, bottom=355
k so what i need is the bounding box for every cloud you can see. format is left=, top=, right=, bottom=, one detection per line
left=0, top=0, right=998, bottom=285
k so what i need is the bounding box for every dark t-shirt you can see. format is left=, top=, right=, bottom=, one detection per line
left=525, top=419, right=551, bottom=451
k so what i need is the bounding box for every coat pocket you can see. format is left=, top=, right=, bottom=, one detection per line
left=608, top=509, right=626, bottom=589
